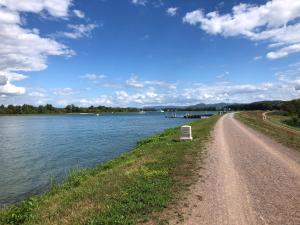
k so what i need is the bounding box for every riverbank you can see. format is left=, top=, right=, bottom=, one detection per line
left=236, top=111, right=300, bottom=152
left=0, top=116, right=219, bottom=225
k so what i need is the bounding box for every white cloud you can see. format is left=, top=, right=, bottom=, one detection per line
left=253, top=56, right=262, bottom=61
left=0, top=0, right=72, bottom=17
left=80, top=78, right=298, bottom=106
left=115, top=90, right=162, bottom=105
left=0, top=7, right=20, bottom=24
left=0, top=23, right=72, bottom=71
left=0, top=82, right=26, bottom=95
left=267, top=43, right=300, bottom=59
left=53, top=88, right=75, bottom=96
left=81, top=73, right=106, bottom=81
left=29, top=91, right=46, bottom=97
left=292, top=79, right=300, bottom=91
left=0, top=0, right=73, bottom=95
left=126, top=75, right=145, bottom=88
left=126, top=75, right=177, bottom=89
left=62, top=24, right=98, bottom=39
left=216, top=71, right=229, bottom=79
left=0, top=75, right=8, bottom=85
left=0, top=71, right=27, bottom=95
left=131, top=0, right=163, bottom=7
left=115, top=90, right=129, bottom=99
left=131, top=0, right=147, bottom=6
left=3, top=72, right=28, bottom=81
left=79, top=96, right=112, bottom=107
left=144, top=80, right=177, bottom=90
left=166, top=7, right=178, bottom=16
left=183, top=0, right=300, bottom=59
left=73, top=9, right=85, bottom=19
left=14, top=67, right=300, bottom=107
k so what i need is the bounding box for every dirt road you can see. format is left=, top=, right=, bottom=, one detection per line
left=170, top=113, right=300, bottom=225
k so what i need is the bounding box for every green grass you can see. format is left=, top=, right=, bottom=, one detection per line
left=236, top=111, right=300, bottom=152
left=268, top=114, right=300, bottom=131
left=0, top=116, right=219, bottom=225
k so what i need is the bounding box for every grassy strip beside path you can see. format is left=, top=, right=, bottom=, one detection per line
left=236, top=111, right=300, bottom=152
left=267, top=113, right=300, bottom=132
left=0, top=116, right=219, bottom=225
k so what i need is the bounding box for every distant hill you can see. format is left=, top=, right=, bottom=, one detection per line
left=144, top=100, right=289, bottom=111
left=227, top=100, right=285, bottom=111
left=191, top=102, right=230, bottom=108
left=143, top=102, right=231, bottom=110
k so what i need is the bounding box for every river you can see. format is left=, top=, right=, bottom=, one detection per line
left=0, top=111, right=212, bottom=206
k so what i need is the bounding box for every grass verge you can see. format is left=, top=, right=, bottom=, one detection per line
left=0, top=116, right=219, bottom=225
left=236, top=111, right=300, bottom=152
left=267, top=114, right=300, bottom=131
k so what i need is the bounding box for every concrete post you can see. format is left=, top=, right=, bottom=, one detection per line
left=180, top=125, right=193, bottom=141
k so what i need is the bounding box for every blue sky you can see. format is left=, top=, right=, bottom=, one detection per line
left=0, top=0, right=300, bottom=107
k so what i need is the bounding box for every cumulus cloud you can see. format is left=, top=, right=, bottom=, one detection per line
left=0, top=75, right=8, bottom=85
left=3, top=72, right=28, bottom=81
left=126, top=75, right=145, bottom=88
left=131, top=0, right=147, bottom=6
left=73, top=9, right=85, bottom=18
left=71, top=76, right=297, bottom=107
left=126, top=75, right=177, bottom=89
left=131, top=0, right=163, bottom=7
left=0, top=0, right=72, bottom=17
left=267, top=43, right=300, bottom=59
left=0, top=0, right=73, bottom=95
left=17, top=68, right=300, bottom=107
left=61, top=24, right=98, bottom=39
left=253, top=56, right=262, bottom=61
left=183, top=0, right=300, bottom=59
left=79, top=73, right=295, bottom=107
left=79, top=96, right=112, bottom=107
left=28, top=91, right=46, bottom=97
left=182, top=82, right=276, bottom=103
left=293, top=80, right=300, bottom=91
left=166, top=7, right=178, bottom=16
left=115, top=90, right=162, bottom=105
left=0, top=82, right=26, bottom=95
left=80, top=73, right=106, bottom=81
left=216, top=71, right=229, bottom=79
left=80, top=68, right=300, bottom=106
left=53, top=88, right=75, bottom=96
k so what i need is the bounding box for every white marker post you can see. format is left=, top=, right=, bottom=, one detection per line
left=180, top=125, right=193, bottom=141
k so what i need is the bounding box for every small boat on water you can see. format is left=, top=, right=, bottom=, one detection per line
left=96, top=113, right=100, bottom=116
left=138, top=110, right=146, bottom=114
left=160, top=109, right=164, bottom=113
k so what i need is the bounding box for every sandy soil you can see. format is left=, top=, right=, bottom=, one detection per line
left=168, top=113, right=300, bottom=225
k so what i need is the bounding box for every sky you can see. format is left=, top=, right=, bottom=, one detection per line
left=0, top=0, right=300, bottom=107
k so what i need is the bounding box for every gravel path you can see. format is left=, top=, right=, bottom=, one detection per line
left=170, top=113, right=300, bottom=225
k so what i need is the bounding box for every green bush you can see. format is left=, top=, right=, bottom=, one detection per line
left=284, top=116, right=300, bottom=128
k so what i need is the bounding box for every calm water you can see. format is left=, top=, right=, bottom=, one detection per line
left=0, top=112, right=212, bottom=206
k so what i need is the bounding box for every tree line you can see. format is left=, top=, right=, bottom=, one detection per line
left=227, top=99, right=300, bottom=116
left=280, top=99, right=300, bottom=127
left=0, top=104, right=139, bottom=114
left=0, top=99, right=299, bottom=117
left=227, top=99, right=300, bottom=127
